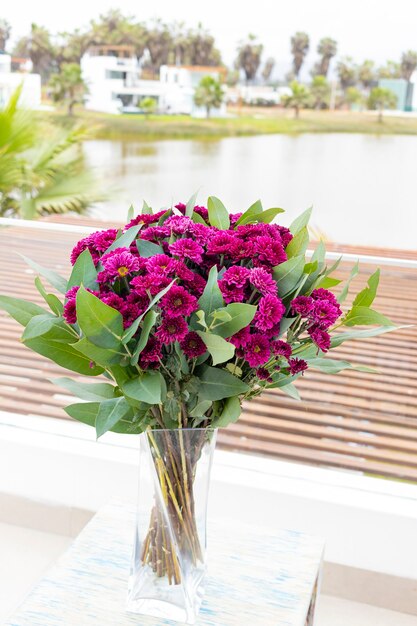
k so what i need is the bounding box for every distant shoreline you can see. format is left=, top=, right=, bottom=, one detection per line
left=37, top=107, right=417, bottom=141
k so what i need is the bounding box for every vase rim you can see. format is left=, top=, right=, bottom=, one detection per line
left=144, top=427, right=217, bottom=433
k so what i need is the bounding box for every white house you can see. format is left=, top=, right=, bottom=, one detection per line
left=81, top=46, right=226, bottom=117
left=0, top=52, right=41, bottom=109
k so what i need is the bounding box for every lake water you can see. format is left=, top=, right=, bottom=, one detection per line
left=83, top=133, right=417, bottom=250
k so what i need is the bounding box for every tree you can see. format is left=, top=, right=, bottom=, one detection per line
left=313, top=37, right=337, bottom=77
left=0, top=86, right=102, bottom=218
left=89, top=10, right=148, bottom=60
left=310, top=75, right=330, bottom=109
left=49, top=63, right=88, bottom=116
left=345, top=87, right=363, bottom=109
left=367, top=87, right=397, bottom=122
left=337, top=57, right=357, bottom=91
left=262, top=57, right=275, bottom=83
left=140, top=96, right=157, bottom=118
left=400, top=50, right=417, bottom=81
left=290, top=31, right=310, bottom=78
left=378, top=61, right=401, bottom=79
left=57, top=29, right=91, bottom=66
left=281, top=80, right=311, bottom=118
left=187, top=23, right=222, bottom=66
left=145, top=20, right=173, bottom=76
left=13, top=23, right=57, bottom=80
left=236, top=34, right=263, bottom=83
left=357, top=60, right=375, bottom=89
left=0, top=19, right=11, bottom=51
left=193, top=75, right=223, bottom=118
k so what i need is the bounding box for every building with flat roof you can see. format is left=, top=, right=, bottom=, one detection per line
left=0, top=52, right=41, bottom=109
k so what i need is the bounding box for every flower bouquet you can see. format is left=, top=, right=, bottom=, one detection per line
left=0, top=196, right=396, bottom=623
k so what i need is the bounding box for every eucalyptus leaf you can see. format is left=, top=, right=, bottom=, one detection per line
left=307, top=358, right=377, bottom=374
left=197, top=366, right=250, bottom=401
left=197, top=331, right=235, bottom=365
left=198, top=266, right=224, bottom=316
left=76, top=287, right=124, bottom=348
left=289, top=206, right=312, bottom=235
left=352, top=269, right=380, bottom=308
left=96, top=397, right=132, bottom=438
left=20, top=254, right=68, bottom=294
left=53, top=377, right=117, bottom=401
left=136, top=239, right=164, bottom=258
left=64, top=401, right=100, bottom=427
left=338, top=261, right=359, bottom=304
left=72, top=337, right=122, bottom=367
left=273, top=255, right=305, bottom=296
left=276, top=382, right=301, bottom=400
left=207, top=196, right=230, bottom=230
left=24, top=336, right=103, bottom=376
left=67, top=249, right=97, bottom=290
left=234, top=199, right=263, bottom=226
left=256, top=207, right=285, bottom=223
left=0, top=295, right=48, bottom=327
left=212, top=396, right=241, bottom=427
left=209, top=303, right=257, bottom=338
left=122, top=371, right=165, bottom=405
left=189, top=399, right=212, bottom=418
left=285, top=227, right=309, bottom=258
left=344, top=306, right=393, bottom=327
left=104, top=224, right=142, bottom=254
left=34, top=277, right=63, bottom=316
left=142, top=199, right=153, bottom=214
left=185, top=190, right=199, bottom=217
left=130, top=310, right=158, bottom=365
left=22, top=314, right=76, bottom=343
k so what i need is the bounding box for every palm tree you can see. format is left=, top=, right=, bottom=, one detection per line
left=13, top=23, right=57, bottom=80
left=314, top=37, right=337, bottom=77
left=89, top=10, right=148, bottom=60
left=310, top=75, right=330, bottom=109
left=236, top=34, right=263, bottom=83
left=358, top=60, right=375, bottom=89
left=290, top=32, right=310, bottom=78
left=337, top=57, right=357, bottom=92
left=282, top=81, right=311, bottom=118
left=145, top=20, right=173, bottom=76
left=0, top=19, right=11, bottom=51
left=187, top=23, right=222, bottom=66
left=194, top=76, right=223, bottom=118
left=49, top=63, right=88, bottom=116
left=368, top=87, right=397, bottom=122
left=345, top=87, right=363, bottom=109
left=378, top=61, right=401, bottom=79
left=0, top=87, right=103, bottom=218
left=262, top=57, right=275, bottom=83
left=400, top=50, right=417, bottom=81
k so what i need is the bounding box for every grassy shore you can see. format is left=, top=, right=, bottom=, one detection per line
left=40, top=106, right=417, bottom=141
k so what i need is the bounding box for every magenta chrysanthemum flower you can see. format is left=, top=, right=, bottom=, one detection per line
left=219, top=281, right=245, bottom=304
left=312, top=301, right=341, bottom=329
left=156, top=316, right=188, bottom=343
left=249, top=268, right=278, bottom=296
left=254, top=295, right=285, bottom=331
left=174, top=202, right=186, bottom=214
left=70, top=237, right=100, bottom=266
left=206, top=232, right=236, bottom=256
left=164, top=215, right=192, bottom=234
left=221, top=266, right=250, bottom=288
left=63, top=299, right=77, bottom=324
left=140, top=226, right=170, bottom=241
left=288, top=357, right=308, bottom=375
left=160, top=285, right=198, bottom=317
left=245, top=334, right=271, bottom=367
left=138, top=336, right=162, bottom=368
left=308, top=326, right=331, bottom=352
left=271, top=339, right=292, bottom=359
left=233, top=238, right=255, bottom=260
left=180, top=332, right=207, bottom=358
left=311, top=288, right=339, bottom=305
left=131, top=274, right=171, bottom=296
left=256, top=367, right=272, bottom=381
left=146, top=254, right=177, bottom=276
left=228, top=326, right=251, bottom=348
left=254, top=236, right=287, bottom=267
left=99, top=292, right=125, bottom=312
left=291, top=295, right=314, bottom=317
left=169, top=238, right=204, bottom=263
left=124, top=210, right=166, bottom=230
left=193, top=205, right=209, bottom=221
left=276, top=225, right=293, bottom=248
left=89, top=228, right=118, bottom=252
left=101, top=248, right=141, bottom=279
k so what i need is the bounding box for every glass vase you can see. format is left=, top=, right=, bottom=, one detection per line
left=127, top=428, right=217, bottom=624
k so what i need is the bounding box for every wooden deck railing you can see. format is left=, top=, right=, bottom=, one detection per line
left=0, top=218, right=416, bottom=481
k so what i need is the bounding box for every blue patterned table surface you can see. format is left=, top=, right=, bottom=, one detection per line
left=5, top=500, right=324, bottom=626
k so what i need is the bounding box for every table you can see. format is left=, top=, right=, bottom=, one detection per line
left=6, top=501, right=324, bottom=626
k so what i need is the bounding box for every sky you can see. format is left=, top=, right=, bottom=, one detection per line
left=4, top=0, right=417, bottom=78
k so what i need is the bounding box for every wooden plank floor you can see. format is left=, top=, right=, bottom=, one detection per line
left=0, top=219, right=416, bottom=482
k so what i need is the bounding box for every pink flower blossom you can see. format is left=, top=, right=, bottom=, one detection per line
left=245, top=334, right=271, bottom=367
left=169, top=238, right=204, bottom=263
left=254, top=295, right=285, bottom=331
left=288, top=358, right=308, bottom=375
left=271, top=340, right=292, bottom=359
left=160, top=285, right=198, bottom=317
left=101, top=248, right=141, bottom=279
left=180, top=332, right=207, bottom=358
left=249, top=267, right=278, bottom=296
left=156, top=316, right=188, bottom=343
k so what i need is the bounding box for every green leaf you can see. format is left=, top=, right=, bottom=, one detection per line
left=20, top=255, right=68, bottom=294
left=72, top=337, right=122, bottom=367
left=211, top=309, right=232, bottom=322
left=23, top=337, right=104, bottom=376
left=285, top=227, right=309, bottom=258
left=96, top=397, right=132, bottom=438
left=122, top=371, right=165, bottom=405
left=76, top=287, right=124, bottom=348
left=338, top=261, right=359, bottom=304
left=198, top=266, right=224, bottom=316
left=191, top=211, right=207, bottom=225
left=127, top=204, right=134, bottom=221
left=207, top=196, right=230, bottom=230
left=22, top=314, right=76, bottom=343
left=104, top=224, right=142, bottom=254
left=212, top=396, right=241, bottom=428
left=142, top=199, right=152, bottom=214
left=197, top=366, right=250, bottom=401
left=317, top=277, right=342, bottom=289
left=344, top=306, right=393, bottom=327
left=64, top=402, right=100, bottom=427
left=235, top=199, right=263, bottom=226
left=34, top=277, right=63, bottom=316
left=289, top=206, right=312, bottom=235
left=131, top=310, right=158, bottom=365
left=311, top=239, right=326, bottom=265
left=67, top=249, right=97, bottom=290
left=0, top=295, right=48, bottom=327
left=273, top=255, right=305, bottom=296
left=136, top=239, right=164, bottom=258
left=123, top=280, right=173, bottom=345
left=352, top=269, right=380, bottom=308
left=276, top=382, right=301, bottom=400
left=329, top=325, right=402, bottom=348
left=256, top=207, right=285, bottom=224
left=197, top=331, right=235, bottom=366
left=209, top=303, right=257, bottom=338
left=52, top=377, right=117, bottom=402
left=185, top=190, right=199, bottom=217
left=189, top=399, right=212, bottom=418
left=307, top=358, right=376, bottom=374
left=279, top=316, right=295, bottom=337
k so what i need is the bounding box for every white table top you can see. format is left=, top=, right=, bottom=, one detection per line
left=6, top=500, right=324, bottom=626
